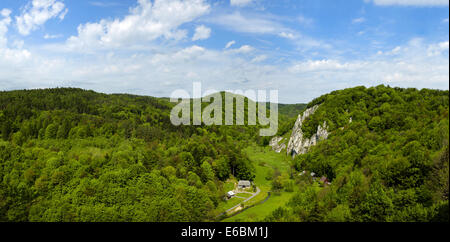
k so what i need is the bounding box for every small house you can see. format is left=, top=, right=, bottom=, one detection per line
left=238, top=180, right=251, bottom=189
left=227, top=191, right=235, bottom=199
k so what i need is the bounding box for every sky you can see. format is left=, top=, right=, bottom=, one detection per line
left=0, top=0, right=448, bottom=103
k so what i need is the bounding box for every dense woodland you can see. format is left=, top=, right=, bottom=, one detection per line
left=267, top=86, right=449, bottom=222
left=0, top=86, right=448, bottom=222
left=0, top=88, right=298, bottom=221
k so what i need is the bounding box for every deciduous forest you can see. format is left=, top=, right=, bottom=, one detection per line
left=0, top=86, right=448, bottom=222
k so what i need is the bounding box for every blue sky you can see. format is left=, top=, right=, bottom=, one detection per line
left=0, top=0, right=448, bottom=103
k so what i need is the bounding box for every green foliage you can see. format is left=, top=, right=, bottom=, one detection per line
left=0, top=88, right=257, bottom=222
left=1, top=86, right=448, bottom=222
left=200, top=161, right=215, bottom=182
left=270, top=85, right=449, bottom=222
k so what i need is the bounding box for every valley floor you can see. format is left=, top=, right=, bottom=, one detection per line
left=217, top=145, right=297, bottom=222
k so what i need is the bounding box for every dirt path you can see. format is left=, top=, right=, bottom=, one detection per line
left=225, top=186, right=261, bottom=214
left=220, top=191, right=272, bottom=221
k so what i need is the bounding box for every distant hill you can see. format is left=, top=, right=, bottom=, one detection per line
left=277, top=103, right=307, bottom=119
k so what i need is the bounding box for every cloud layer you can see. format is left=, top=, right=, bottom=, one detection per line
left=16, top=0, right=67, bottom=36
left=67, top=0, right=210, bottom=50
left=0, top=0, right=448, bottom=103
left=0, top=9, right=12, bottom=47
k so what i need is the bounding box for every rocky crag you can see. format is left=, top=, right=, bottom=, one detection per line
left=269, top=136, right=286, bottom=153
left=269, top=105, right=330, bottom=157
left=286, top=105, right=329, bottom=158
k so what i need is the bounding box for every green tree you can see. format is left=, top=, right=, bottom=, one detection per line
left=45, top=124, right=58, bottom=139
left=200, top=161, right=214, bottom=182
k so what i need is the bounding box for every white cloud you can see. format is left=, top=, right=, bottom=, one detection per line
left=286, top=38, right=448, bottom=99
left=230, top=0, right=253, bottom=7
left=298, top=15, right=314, bottom=26
left=226, top=45, right=254, bottom=54
left=192, top=25, right=211, bottom=41
left=208, top=11, right=323, bottom=49
left=12, top=40, right=25, bottom=49
left=58, top=8, right=68, bottom=20
left=427, top=41, right=449, bottom=56
left=0, top=48, right=31, bottom=63
left=0, top=9, right=11, bottom=18
left=289, top=59, right=365, bottom=72
left=251, top=54, right=267, bottom=63
left=0, top=37, right=448, bottom=103
left=0, top=9, right=12, bottom=47
left=66, top=0, right=210, bottom=50
left=388, top=46, right=402, bottom=55
left=209, top=12, right=288, bottom=35
left=16, top=0, right=68, bottom=36
left=352, top=17, right=366, bottom=24
left=44, top=33, right=63, bottom=39
left=0, top=2, right=448, bottom=103
left=0, top=9, right=32, bottom=66
left=279, top=32, right=296, bottom=39
left=368, top=0, right=449, bottom=6
left=225, top=40, right=236, bottom=49
left=173, top=45, right=206, bottom=60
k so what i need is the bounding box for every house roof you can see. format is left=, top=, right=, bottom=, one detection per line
left=227, top=191, right=235, bottom=195
left=238, top=180, right=251, bottom=186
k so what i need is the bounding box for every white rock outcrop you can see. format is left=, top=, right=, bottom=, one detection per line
left=286, top=105, right=329, bottom=158
left=269, top=136, right=286, bottom=153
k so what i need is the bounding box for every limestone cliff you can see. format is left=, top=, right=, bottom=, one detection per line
left=269, top=136, right=286, bottom=153
left=286, top=105, right=329, bottom=158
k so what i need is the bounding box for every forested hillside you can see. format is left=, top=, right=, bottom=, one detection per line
left=266, top=86, right=449, bottom=222
left=0, top=86, right=448, bottom=222
left=0, top=88, right=267, bottom=221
